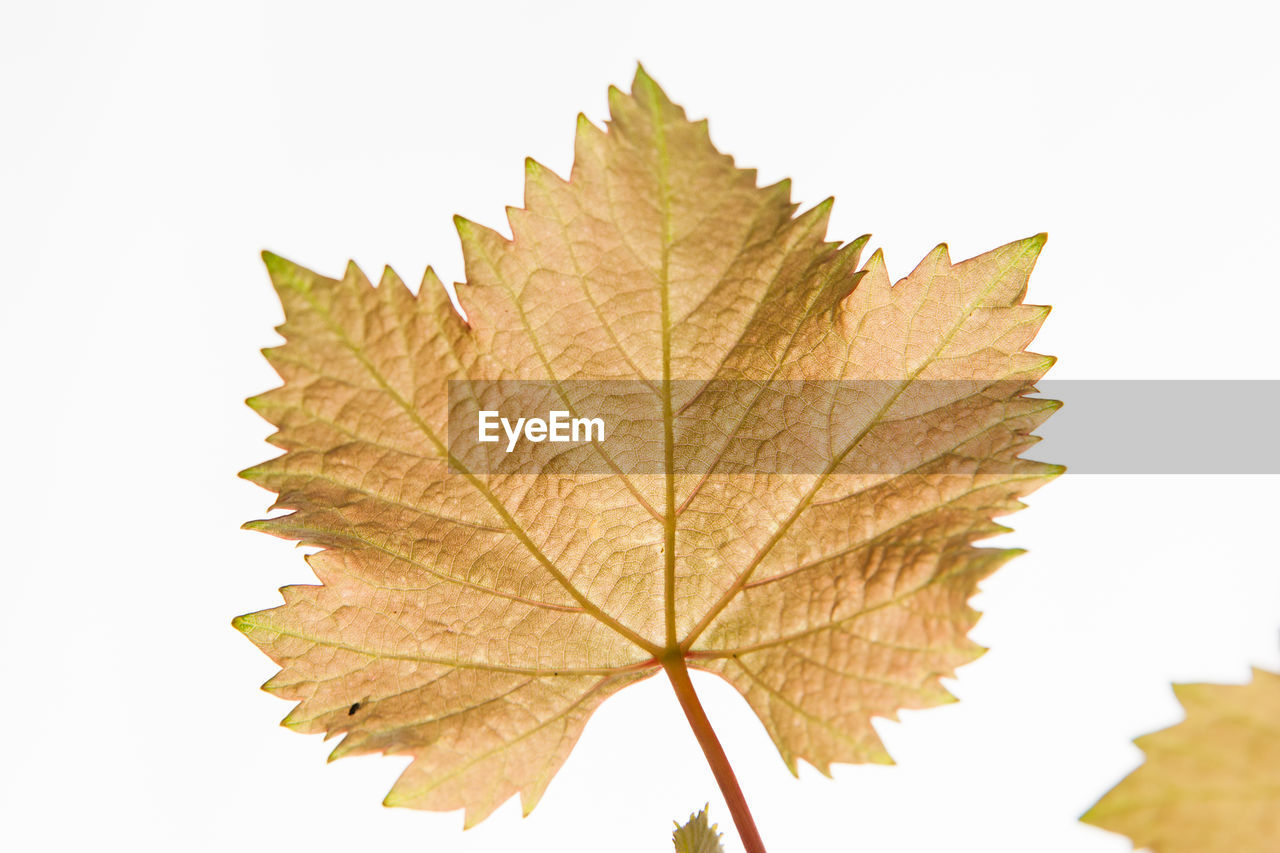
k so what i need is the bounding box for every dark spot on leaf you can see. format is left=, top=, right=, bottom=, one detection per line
left=348, top=702, right=361, bottom=715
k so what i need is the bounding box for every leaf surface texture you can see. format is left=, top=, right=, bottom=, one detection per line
left=236, top=67, right=1060, bottom=823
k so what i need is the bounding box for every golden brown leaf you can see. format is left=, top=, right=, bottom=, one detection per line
left=235, top=66, right=1060, bottom=825
left=1082, top=668, right=1280, bottom=852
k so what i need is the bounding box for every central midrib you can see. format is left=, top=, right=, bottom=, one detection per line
left=646, top=88, right=680, bottom=652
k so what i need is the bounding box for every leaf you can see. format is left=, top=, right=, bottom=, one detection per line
left=1081, top=668, right=1280, bottom=852
left=235, top=65, right=1060, bottom=826
left=673, top=806, right=724, bottom=853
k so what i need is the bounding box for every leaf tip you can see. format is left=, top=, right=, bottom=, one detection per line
left=1020, top=232, right=1049, bottom=265
left=631, top=63, right=673, bottom=107
left=574, top=111, right=605, bottom=155
left=632, top=61, right=655, bottom=90
left=261, top=249, right=298, bottom=279
left=519, top=789, right=542, bottom=818
left=260, top=249, right=295, bottom=277
left=378, top=264, right=405, bottom=290
left=606, top=83, right=626, bottom=111
left=327, top=737, right=354, bottom=762
left=1034, top=353, right=1058, bottom=373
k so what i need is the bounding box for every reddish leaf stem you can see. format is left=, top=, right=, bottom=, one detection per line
left=663, top=655, right=768, bottom=853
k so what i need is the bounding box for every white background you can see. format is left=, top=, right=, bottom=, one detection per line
left=3, top=2, right=1278, bottom=851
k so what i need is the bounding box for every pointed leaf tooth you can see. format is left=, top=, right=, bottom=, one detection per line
left=859, top=246, right=892, bottom=295
left=904, top=242, right=952, bottom=281
left=343, top=259, right=373, bottom=291
left=572, top=111, right=607, bottom=166
left=845, top=233, right=872, bottom=269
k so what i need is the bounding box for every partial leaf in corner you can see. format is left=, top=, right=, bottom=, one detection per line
left=673, top=806, right=724, bottom=853
left=1082, top=667, right=1280, bottom=852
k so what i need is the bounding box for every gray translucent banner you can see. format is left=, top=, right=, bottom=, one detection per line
left=446, top=380, right=1279, bottom=475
